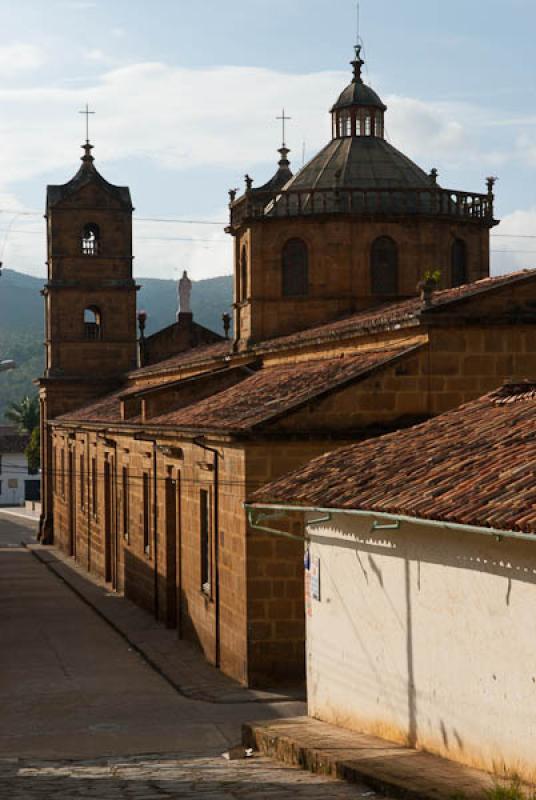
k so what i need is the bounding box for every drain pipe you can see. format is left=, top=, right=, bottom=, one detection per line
left=194, top=436, right=221, bottom=668
left=246, top=503, right=536, bottom=545
left=134, top=435, right=159, bottom=620
left=152, top=440, right=159, bottom=620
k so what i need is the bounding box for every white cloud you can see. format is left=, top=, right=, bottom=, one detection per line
left=491, top=208, right=536, bottom=276
left=0, top=43, right=46, bottom=76
left=84, top=49, right=112, bottom=63
left=0, top=62, right=478, bottom=183
left=0, top=59, right=533, bottom=280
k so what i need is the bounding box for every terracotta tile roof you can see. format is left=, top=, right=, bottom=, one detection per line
left=129, top=340, right=231, bottom=378
left=250, top=382, right=536, bottom=535
left=0, top=426, right=29, bottom=453
left=53, top=346, right=417, bottom=430
left=256, top=269, right=536, bottom=353
left=55, top=389, right=126, bottom=424
left=149, top=346, right=420, bottom=432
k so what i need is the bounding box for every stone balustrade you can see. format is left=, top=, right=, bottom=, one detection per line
left=229, top=186, right=495, bottom=229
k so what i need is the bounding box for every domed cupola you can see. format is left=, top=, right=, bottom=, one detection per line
left=331, top=45, right=387, bottom=139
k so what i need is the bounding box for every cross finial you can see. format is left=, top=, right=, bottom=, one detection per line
left=276, top=108, right=292, bottom=148
left=79, top=103, right=95, bottom=143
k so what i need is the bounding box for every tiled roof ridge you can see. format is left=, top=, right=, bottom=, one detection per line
left=490, top=380, right=536, bottom=404
left=253, top=268, right=536, bottom=355
left=249, top=377, right=536, bottom=534
left=128, top=269, right=536, bottom=378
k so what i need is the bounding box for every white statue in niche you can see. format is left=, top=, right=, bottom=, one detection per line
left=177, top=270, right=192, bottom=317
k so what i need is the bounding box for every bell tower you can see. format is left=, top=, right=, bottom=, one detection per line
left=39, top=139, right=137, bottom=542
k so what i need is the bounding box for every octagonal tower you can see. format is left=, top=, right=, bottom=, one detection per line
left=227, top=46, right=498, bottom=349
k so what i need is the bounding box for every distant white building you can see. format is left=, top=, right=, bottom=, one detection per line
left=0, top=426, right=38, bottom=507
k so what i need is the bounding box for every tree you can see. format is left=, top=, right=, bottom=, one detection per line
left=25, top=426, right=40, bottom=473
left=4, top=394, right=39, bottom=434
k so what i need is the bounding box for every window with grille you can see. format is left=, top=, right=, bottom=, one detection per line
left=61, top=449, right=66, bottom=498
left=80, top=454, right=85, bottom=511
left=84, top=307, right=102, bottom=340
left=200, top=488, right=211, bottom=595
left=143, top=473, right=150, bottom=554
left=371, top=236, right=398, bottom=296
left=240, top=245, right=248, bottom=302
left=122, top=466, right=129, bottom=540
left=91, top=457, right=97, bottom=517
left=282, top=238, right=309, bottom=297
left=81, top=223, right=100, bottom=255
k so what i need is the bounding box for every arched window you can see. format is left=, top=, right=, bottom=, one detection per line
left=375, top=112, right=383, bottom=138
left=364, top=114, right=372, bottom=136
left=282, top=238, right=308, bottom=297
left=81, top=223, right=100, bottom=256
left=371, top=236, right=398, bottom=296
left=338, top=111, right=351, bottom=137
left=240, top=245, right=248, bottom=302
left=451, top=239, right=467, bottom=287
left=84, top=306, right=102, bottom=340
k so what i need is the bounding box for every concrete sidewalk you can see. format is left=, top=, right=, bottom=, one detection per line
left=243, top=717, right=512, bottom=800
left=28, top=543, right=304, bottom=706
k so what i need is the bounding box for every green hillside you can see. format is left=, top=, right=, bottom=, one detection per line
left=0, top=269, right=233, bottom=420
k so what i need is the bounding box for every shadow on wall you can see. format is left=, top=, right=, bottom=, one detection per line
left=122, top=546, right=208, bottom=658
left=311, top=524, right=536, bottom=758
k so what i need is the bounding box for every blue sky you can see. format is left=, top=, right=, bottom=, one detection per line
left=0, top=0, right=535, bottom=279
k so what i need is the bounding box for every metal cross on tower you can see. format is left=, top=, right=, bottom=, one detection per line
left=79, top=103, right=95, bottom=143
left=276, top=108, right=292, bottom=148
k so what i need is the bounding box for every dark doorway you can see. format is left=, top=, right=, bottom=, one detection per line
left=104, top=460, right=113, bottom=584
left=68, top=449, right=75, bottom=557
left=165, top=477, right=177, bottom=628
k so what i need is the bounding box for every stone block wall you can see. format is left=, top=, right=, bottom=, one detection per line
left=235, top=215, right=490, bottom=346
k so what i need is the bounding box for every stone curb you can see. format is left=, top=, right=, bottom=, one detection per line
left=27, top=543, right=303, bottom=706
left=242, top=717, right=507, bottom=800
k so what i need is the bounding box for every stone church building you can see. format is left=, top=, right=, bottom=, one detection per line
left=39, top=46, right=536, bottom=688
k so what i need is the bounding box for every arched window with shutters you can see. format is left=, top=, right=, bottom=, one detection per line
left=451, top=239, right=467, bottom=287
left=84, top=306, right=102, bottom=340
left=240, top=245, right=248, bottom=302
left=81, top=222, right=100, bottom=256
left=282, top=238, right=309, bottom=297
left=370, top=236, right=398, bottom=296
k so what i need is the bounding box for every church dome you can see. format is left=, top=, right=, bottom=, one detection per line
left=275, top=44, right=434, bottom=196
left=331, top=80, right=386, bottom=113
left=283, top=137, right=433, bottom=192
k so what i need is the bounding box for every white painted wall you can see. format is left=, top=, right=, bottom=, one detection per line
left=306, top=513, right=536, bottom=781
left=0, top=452, right=29, bottom=506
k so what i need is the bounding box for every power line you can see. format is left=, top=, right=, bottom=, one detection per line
left=0, top=208, right=226, bottom=225
left=1, top=207, right=536, bottom=236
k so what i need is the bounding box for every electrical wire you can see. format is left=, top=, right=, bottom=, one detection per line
left=0, top=208, right=226, bottom=225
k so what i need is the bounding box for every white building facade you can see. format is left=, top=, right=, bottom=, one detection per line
left=305, top=512, right=536, bottom=782
left=0, top=426, right=35, bottom=507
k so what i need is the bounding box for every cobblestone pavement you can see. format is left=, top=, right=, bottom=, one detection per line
left=0, top=753, right=382, bottom=798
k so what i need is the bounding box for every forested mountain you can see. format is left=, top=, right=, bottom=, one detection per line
left=0, top=269, right=233, bottom=419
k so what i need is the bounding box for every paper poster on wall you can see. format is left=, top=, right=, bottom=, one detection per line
left=304, top=545, right=312, bottom=617
left=311, top=557, right=320, bottom=601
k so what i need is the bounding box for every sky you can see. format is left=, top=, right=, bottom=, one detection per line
left=0, top=0, right=535, bottom=281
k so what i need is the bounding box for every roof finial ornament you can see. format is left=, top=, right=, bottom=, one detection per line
left=276, top=108, right=292, bottom=149
left=79, top=103, right=96, bottom=164
left=351, top=2, right=365, bottom=83
left=275, top=108, right=292, bottom=171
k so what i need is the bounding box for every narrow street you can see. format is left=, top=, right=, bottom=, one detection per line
left=0, top=511, right=381, bottom=798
